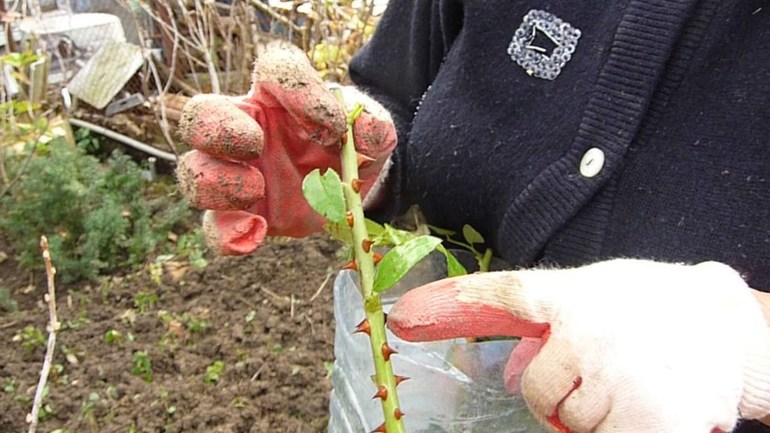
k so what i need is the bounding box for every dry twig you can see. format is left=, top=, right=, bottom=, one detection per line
left=26, top=236, right=60, bottom=433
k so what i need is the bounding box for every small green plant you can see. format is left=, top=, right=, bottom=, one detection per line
left=14, top=325, right=46, bottom=354
left=104, top=329, right=123, bottom=345
left=181, top=312, right=210, bottom=333
left=0, top=140, right=192, bottom=282
left=157, top=389, right=177, bottom=419
left=3, top=378, right=16, bottom=394
left=0, top=286, right=18, bottom=312
left=131, top=351, right=153, bottom=383
left=175, top=228, right=209, bottom=268
left=74, top=127, right=101, bottom=154
left=134, top=290, right=159, bottom=313
left=430, top=224, right=494, bottom=272
left=78, top=392, right=100, bottom=427
left=204, top=360, right=225, bottom=385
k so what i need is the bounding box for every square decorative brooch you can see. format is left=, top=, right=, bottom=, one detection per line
left=508, top=10, right=581, bottom=80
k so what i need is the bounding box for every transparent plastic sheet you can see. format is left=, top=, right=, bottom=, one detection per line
left=327, top=253, right=549, bottom=433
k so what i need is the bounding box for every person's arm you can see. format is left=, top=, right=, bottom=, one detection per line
left=752, top=290, right=770, bottom=427
left=752, top=290, right=770, bottom=326
left=388, top=260, right=770, bottom=432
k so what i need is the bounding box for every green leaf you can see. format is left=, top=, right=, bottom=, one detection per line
left=462, top=224, right=485, bottom=245
left=429, top=225, right=456, bottom=237
left=325, top=221, right=353, bottom=244
left=437, top=245, right=468, bottom=278
left=365, top=218, right=385, bottom=238
left=373, top=236, right=443, bottom=293
left=302, top=169, right=346, bottom=224
left=383, top=224, right=415, bottom=246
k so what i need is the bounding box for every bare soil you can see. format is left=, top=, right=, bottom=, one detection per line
left=0, top=234, right=341, bottom=433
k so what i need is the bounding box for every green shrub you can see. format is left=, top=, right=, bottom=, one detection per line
left=0, top=139, right=192, bottom=281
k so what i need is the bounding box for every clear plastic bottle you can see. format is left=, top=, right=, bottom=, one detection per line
left=327, top=252, right=548, bottom=433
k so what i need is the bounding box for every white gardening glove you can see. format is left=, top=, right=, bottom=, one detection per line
left=387, top=259, right=770, bottom=433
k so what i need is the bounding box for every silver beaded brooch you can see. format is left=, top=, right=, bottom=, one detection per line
left=508, top=10, right=581, bottom=80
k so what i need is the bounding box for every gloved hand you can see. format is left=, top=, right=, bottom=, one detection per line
left=176, top=42, right=397, bottom=254
left=388, top=259, right=770, bottom=433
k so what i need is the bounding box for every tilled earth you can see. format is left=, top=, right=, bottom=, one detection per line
left=0, top=234, right=341, bottom=433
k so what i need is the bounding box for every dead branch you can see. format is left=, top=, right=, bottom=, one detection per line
left=26, top=236, right=60, bottom=433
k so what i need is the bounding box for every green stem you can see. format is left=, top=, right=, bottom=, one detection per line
left=479, top=247, right=493, bottom=273
left=334, top=89, right=406, bottom=433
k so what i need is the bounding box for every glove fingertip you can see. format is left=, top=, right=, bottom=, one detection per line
left=203, top=210, right=267, bottom=255
left=388, top=275, right=551, bottom=342
left=180, top=94, right=265, bottom=160
left=177, top=151, right=265, bottom=211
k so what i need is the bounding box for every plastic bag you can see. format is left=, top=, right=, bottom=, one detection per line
left=327, top=252, right=548, bottom=433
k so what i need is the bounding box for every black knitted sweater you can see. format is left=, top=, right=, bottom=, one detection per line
left=350, top=1, right=770, bottom=430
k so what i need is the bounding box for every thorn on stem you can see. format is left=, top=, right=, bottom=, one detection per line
left=382, top=343, right=397, bottom=361
left=394, top=375, right=410, bottom=386
left=371, top=423, right=386, bottom=433
left=362, top=239, right=373, bottom=253
left=344, top=260, right=358, bottom=271
left=373, top=252, right=383, bottom=264
left=351, top=178, right=363, bottom=193
left=356, top=152, right=375, bottom=169
left=394, top=408, right=404, bottom=420
left=341, top=133, right=348, bottom=146
left=346, top=211, right=354, bottom=227
left=353, top=318, right=371, bottom=336
left=372, top=385, right=388, bottom=401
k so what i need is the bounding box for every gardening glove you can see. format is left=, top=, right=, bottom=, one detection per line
left=176, top=41, right=397, bottom=254
left=388, top=259, right=770, bottom=433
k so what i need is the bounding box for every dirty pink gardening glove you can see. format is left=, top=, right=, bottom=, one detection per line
left=388, top=259, right=770, bottom=433
left=176, top=42, right=396, bottom=254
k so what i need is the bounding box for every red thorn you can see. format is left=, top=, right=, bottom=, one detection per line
left=354, top=318, right=371, bottom=336
left=362, top=239, right=373, bottom=253
left=382, top=343, right=397, bottom=361
left=394, top=375, right=410, bottom=386
left=344, top=260, right=358, bottom=271
left=357, top=152, right=376, bottom=169
left=373, top=252, right=383, bottom=264
left=351, top=178, right=363, bottom=193
left=372, top=385, right=388, bottom=401
left=370, top=423, right=386, bottom=433
left=382, top=312, right=388, bottom=324
left=346, top=211, right=354, bottom=227
left=394, top=408, right=404, bottom=420
left=341, top=133, right=348, bottom=146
